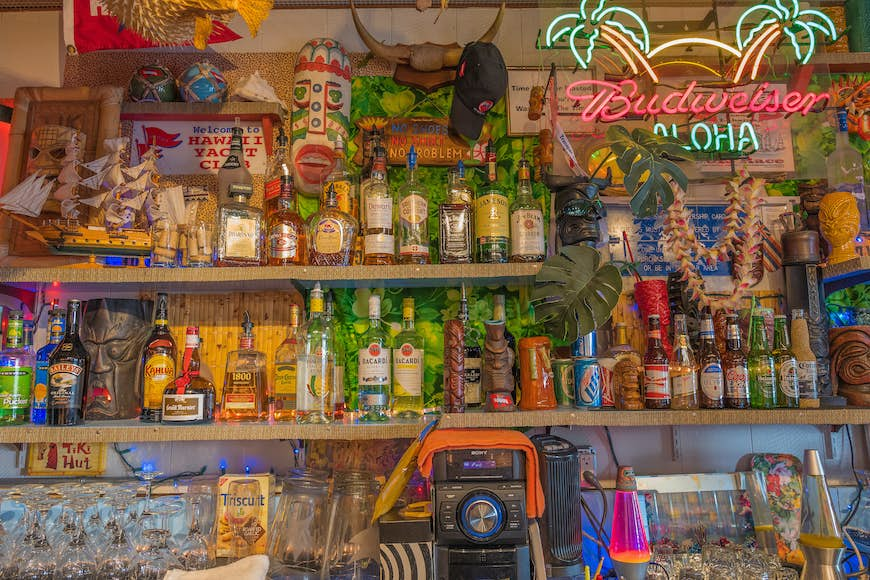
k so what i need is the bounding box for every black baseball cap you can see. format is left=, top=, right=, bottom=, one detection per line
left=451, top=42, right=508, bottom=141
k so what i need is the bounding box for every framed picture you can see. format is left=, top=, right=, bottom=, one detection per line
left=505, top=67, right=597, bottom=136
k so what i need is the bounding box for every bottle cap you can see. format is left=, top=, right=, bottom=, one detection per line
left=310, top=283, right=324, bottom=313
left=241, top=311, right=254, bottom=336
left=185, top=326, right=199, bottom=347
left=615, top=466, right=638, bottom=491
left=803, top=448, right=825, bottom=477
left=369, top=293, right=381, bottom=317
left=457, top=159, right=465, bottom=178
left=402, top=297, right=414, bottom=319
left=334, top=134, right=345, bottom=151
left=791, top=309, right=805, bottom=319
left=408, top=145, right=417, bottom=169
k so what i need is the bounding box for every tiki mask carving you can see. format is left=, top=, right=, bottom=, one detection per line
left=26, top=125, right=86, bottom=178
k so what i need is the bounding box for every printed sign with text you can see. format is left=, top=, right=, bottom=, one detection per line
left=25, top=442, right=107, bottom=476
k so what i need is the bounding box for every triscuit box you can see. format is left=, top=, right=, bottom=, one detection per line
left=216, top=473, right=274, bottom=558
left=379, top=509, right=434, bottom=580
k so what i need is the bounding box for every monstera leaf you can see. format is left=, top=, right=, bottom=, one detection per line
left=531, top=245, right=622, bottom=342
left=606, top=125, right=693, bottom=218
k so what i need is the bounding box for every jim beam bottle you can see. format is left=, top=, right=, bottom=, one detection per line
left=643, top=315, right=670, bottom=409
left=141, top=293, right=176, bottom=422
left=162, top=326, right=216, bottom=424
left=47, top=300, right=90, bottom=426
left=723, top=314, right=750, bottom=409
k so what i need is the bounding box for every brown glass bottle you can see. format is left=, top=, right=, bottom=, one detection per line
left=267, top=176, right=307, bottom=265
left=141, top=293, right=177, bottom=422
left=47, top=299, right=90, bottom=426
left=697, top=314, right=724, bottom=409
left=643, top=314, right=671, bottom=409
left=723, top=314, right=750, bottom=409
left=162, top=326, right=215, bottom=424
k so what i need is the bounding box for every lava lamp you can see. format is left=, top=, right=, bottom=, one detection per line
left=609, top=466, right=650, bottom=580
left=798, top=449, right=846, bottom=580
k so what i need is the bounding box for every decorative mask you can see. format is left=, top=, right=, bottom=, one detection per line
left=548, top=172, right=611, bottom=248
left=818, top=191, right=860, bottom=265
left=26, top=124, right=86, bottom=178
left=291, top=38, right=352, bottom=196
left=81, top=298, right=153, bottom=420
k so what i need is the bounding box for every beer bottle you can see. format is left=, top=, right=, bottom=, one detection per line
left=697, top=313, right=724, bottom=409
left=643, top=315, right=670, bottom=409
left=141, top=293, right=177, bottom=422
left=670, top=314, right=698, bottom=409
left=47, top=300, right=90, bottom=426
left=772, top=315, right=799, bottom=408
left=790, top=309, right=819, bottom=408
left=748, top=312, right=777, bottom=409
left=723, top=314, right=750, bottom=409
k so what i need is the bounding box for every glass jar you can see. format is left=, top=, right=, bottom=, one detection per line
left=151, top=220, right=179, bottom=267
left=184, top=221, right=214, bottom=267
left=269, top=470, right=330, bottom=577
left=323, top=470, right=380, bottom=579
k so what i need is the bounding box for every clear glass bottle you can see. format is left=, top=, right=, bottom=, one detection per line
left=643, top=315, right=670, bottom=409
left=296, top=283, right=334, bottom=424
left=459, top=285, right=483, bottom=408
left=748, top=312, right=778, bottom=409
left=267, top=154, right=306, bottom=266
left=264, top=127, right=291, bottom=219
left=790, top=309, right=820, bottom=408
left=217, top=183, right=265, bottom=267
left=322, top=134, right=357, bottom=220
left=723, top=314, right=750, bottom=409
left=392, top=297, right=424, bottom=419
left=217, top=123, right=253, bottom=200
left=362, top=144, right=395, bottom=265
left=47, top=300, right=90, bottom=426
left=307, top=184, right=358, bottom=266
left=0, top=310, right=35, bottom=423
left=358, top=294, right=391, bottom=422
left=670, top=314, right=699, bottom=409
left=476, top=142, right=509, bottom=263
left=509, top=158, right=545, bottom=262
left=359, top=126, right=382, bottom=199
left=397, top=146, right=430, bottom=264
left=162, top=326, right=216, bottom=424
left=697, top=313, right=724, bottom=409
left=32, top=308, right=64, bottom=425
left=772, top=315, right=800, bottom=408
left=326, top=292, right=345, bottom=420
left=826, top=108, right=868, bottom=230
left=141, top=293, right=176, bottom=423
left=439, top=161, right=474, bottom=264
left=221, top=312, right=269, bottom=422
left=273, top=304, right=302, bottom=422
left=608, top=323, right=644, bottom=411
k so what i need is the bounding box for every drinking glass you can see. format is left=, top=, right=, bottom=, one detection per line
left=55, top=499, right=99, bottom=579
left=178, top=492, right=214, bottom=570
left=269, top=470, right=329, bottom=576
left=323, top=470, right=380, bottom=579
left=226, top=478, right=262, bottom=562
left=136, top=525, right=182, bottom=579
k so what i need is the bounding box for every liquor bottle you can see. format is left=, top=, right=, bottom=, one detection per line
left=217, top=183, right=266, bottom=267
left=748, top=312, right=778, bottom=409
left=358, top=294, right=391, bottom=422
left=772, top=315, right=800, bottom=408
left=296, top=283, right=334, bottom=424
left=360, top=126, right=382, bottom=196
left=221, top=312, right=269, bottom=422
left=607, top=323, right=644, bottom=411
left=509, top=158, right=545, bottom=262
left=439, top=161, right=474, bottom=264
left=47, top=300, right=90, bottom=426
left=643, top=315, right=671, bottom=409
left=217, top=124, right=253, bottom=200
left=459, top=285, right=482, bottom=408
left=0, top=310, right=34, bottom=423
left=32, top=308, right=64, bottom=424
left=322, top=134, right=357, bottom=219
left=790, top=309, right=820, bottom=408
left=723, top=314, right=750, bottom=409
left=397, top=146, right=431, bottom=264
left=307, top=184, right=358, bottom=266
left=476, top=142, right=509, bottom=263
left=362, top=144, right=395, bottom=265
left=141, top=293, right=176, bottom=423
left=393, top=297, right=425, bottom=419
left=273, top=304, right=302, bottom=422
left=264, top=127, right=291, bottom=218
left=670, top=314, right=699, bottom=409
left=267, top=140, right=306, bottom=266
left=162, top=326, right=216, bottom=424
left=826, top=108, right=868, bottom=230
left=697, top=314, right=724, bottom=409
left=325, top=292, right=345, bottom=419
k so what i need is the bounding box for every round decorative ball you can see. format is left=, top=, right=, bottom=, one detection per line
left=178, top=62, right=228, bottom=103
left=128, top=64, right=178, bottom=102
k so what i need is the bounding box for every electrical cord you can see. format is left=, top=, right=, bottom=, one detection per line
left=584, top=469, right=610, bottom=525
left=603, top=426, right=620, bottom=468
left=843, top=529, right=867, bottom=578
left=841, top=425, right=863, bottom=529
left=648, top=561, right=670, bottom=579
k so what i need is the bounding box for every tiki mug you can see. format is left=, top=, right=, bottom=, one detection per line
left=483, top=321, right=516, bottom=412
left=819, top=191, right=860, bottom=264
left=443, top=319, right=465, bottom=413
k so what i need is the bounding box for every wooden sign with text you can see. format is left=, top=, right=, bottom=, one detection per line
left=353, top=118, right=474, bottom=166
left=25, top=442, right=107, bottom=476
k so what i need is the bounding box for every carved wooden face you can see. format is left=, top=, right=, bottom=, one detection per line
left=26, top=124, right=84, bottom=177
left=819, top=191, right=860, bottom=246
left=291, top=38, right=352, bottom=196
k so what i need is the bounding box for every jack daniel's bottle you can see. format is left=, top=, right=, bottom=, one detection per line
left=47, top=300, right=90, bottom=426
left=141, top=294, right=176, bottom=422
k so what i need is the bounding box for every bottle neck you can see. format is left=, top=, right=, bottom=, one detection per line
left=402, top=314, right=415, bottom=331
left=750, top=318, right=768, bottom=350
left=647, top=320, right=662, bottom=348
left=66, top=304, right=81, bottom=336
left=239, top=336, right=254, bottom=350
left=5, top=319, right=23, bottom=349
left=459, top=299, right=469, bottom=323
left=774, top=320, right=790, bottom=349
left=614, top=326, right=629, bottom=347
left=493, top=299, right=506, bottom=322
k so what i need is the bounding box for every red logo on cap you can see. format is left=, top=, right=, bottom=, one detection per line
left=459, top=62, right=466, bottom=77
left=476, top=100, right=494, bottom=114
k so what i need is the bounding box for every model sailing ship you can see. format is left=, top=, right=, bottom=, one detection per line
left=0, top=132, right=156, bottom=256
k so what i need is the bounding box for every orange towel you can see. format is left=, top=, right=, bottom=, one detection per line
left=417, top=428, right=545, bottom=519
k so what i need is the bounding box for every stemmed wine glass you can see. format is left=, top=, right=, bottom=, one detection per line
left=135, top=497, right=184, bottom=579
left=178, top=491, right=215, bottom=570
left=97, top=493, right=140, bottom=580
left=54, top=498, right=99, bottom=579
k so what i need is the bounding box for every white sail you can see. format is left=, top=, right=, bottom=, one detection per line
left=125, top=171, right=153, bottom=192
left=121, top=191, right=148, bottom=211
left=82, top=155, right=111, bottom=173
left=79, top=169, right=109, bottom=190
left=53, top=182, right=77, bottom=201
left=79, top=191, right=110, bottom=207
left=0, top=173, right=53, bottom=217
left=57, top=161, right=81, bottom=185
left=60, top=197, right=81, bottom=219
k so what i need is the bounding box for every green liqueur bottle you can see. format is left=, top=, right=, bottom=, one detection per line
left=0, top=310, right=34, bottom=423
left=772, top=315, right=800, bottom=408
left=748, top=312, right=778, bottom=409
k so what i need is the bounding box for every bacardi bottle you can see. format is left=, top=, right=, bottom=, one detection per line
left=47, top=300, right=90, bottom=426
left=392, top=297, right=424, bottom=419
left=643, top=315, right=670, bottom=409
left=141, top=293, right=176, bottom=423
left=358, top=294, right=391, bottom=422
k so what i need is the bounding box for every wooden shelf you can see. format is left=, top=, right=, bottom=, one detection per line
left=5, top=408, right=866, bottom=443
left=821, top=256, right=870, bottom=293
left=120, top=101, right=285, bottom=122
left=0, top=262, right=542, bottom=291
left=815, top=52, right=870, bottom=74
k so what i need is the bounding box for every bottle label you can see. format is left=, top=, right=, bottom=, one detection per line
left=274, top=362, right=297, bottom=396
left=325, top=179, right=353, bottom=214
left=365, top=233, right=395, bottom=256
left=295, top=356, right=329, bottom=411
left=0, top=367, right=32, bottom=410
left=756, top=374, right=775, bottom=398
left=269, top=223, right=300, bottom=260
left=643, top=364, right=669, bottom=400
left=314, top=218, right=343, bottom=254
left=360, top=392, right=388, bottom=407
left=399, top=195, right=427, bottom=225
left=144, top=353, right=175, bottom=409
left=400, top=244, right=429, bottom=257
left=33, top=360, right=49, bottom=410
left=796, top=361, right=818, bottom=399
left=440, top=206, right=472, bottom=259
left=700, top=363, right=724, bottom=400
left=359, top=343, right=390, bottom=386
left=224, top=216, right=258, bottom=259
left=265, top=177, right=281, bottom=201
left=510, top=209, right=545, bottom=256
left=48, top=362, right=84, bottom=409
left=725, top=365, right=749, bottom=399
left=162, top=394, right=205, bottom=422
left=671, top=372, right=697, bottom=397
left=222, top=153, right=241, bottom=169
left=223, top=391, right=256, bottom=410
left=465, top=356, right=482, bottom=404
left=778, top=360, right=798, bottom=398
left=649, top=330, right=661, bottom=339
left=393, top=344, right=423, bottom=397
left=365, top=197, right=393, bottom=229
left=475, top=194, right=509, bottom=238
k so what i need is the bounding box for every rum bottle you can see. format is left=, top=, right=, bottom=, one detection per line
left=307, top=184, right=358, bottom=266
left=476, top=141, right=509, bottom=263
left=509, top=158, right=545, bottom=262
left=0, top=310, right=34, bottom=423
left=723, top=314, right=750, bottom=409
left=162, top=326, right=216, bottom=424
left=697, top=314, right=724, bottom=409
left=643, top=315, right=670, bottom=409
left=362, top=144, right=395, bottom=265
left=608, top=323, right=644, bottom=410
left=273, top=304, right=302, bottom=422
left=221, top=312, right=269, bottom=421
left=748, top=312, right=778, bottom=409
left=322, top=135, right=357, bottom=219
left=296, top=283, right=334, bottom=424
left=32, top=308, right=64, bottom=425
left=141, top=293, right=176, bottom=423
left=459, top=285, right=482, bottom=408
left=790, top=309, right=820, bottom=408
left=47, top=299, right=90, bottom=426
left=217, top=183, right=265, bottom=267
left=397, top=146, right=431, bottom=264
left=267, top=136, right=306, bottom=265
left=670, top=314, right=698, bottom=409
left=772, top=315, right=800, bottom=408
left=217, top=124, right=253, bottom=200
left=325, top=292, right=345, bottom=419
left=264, top=127, right=291, bottom=218
left=393, top=297, right=425, bottom=419
left=358, top=294, right=391, bottom=422
left=439, top=161, right=474, bottom=264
